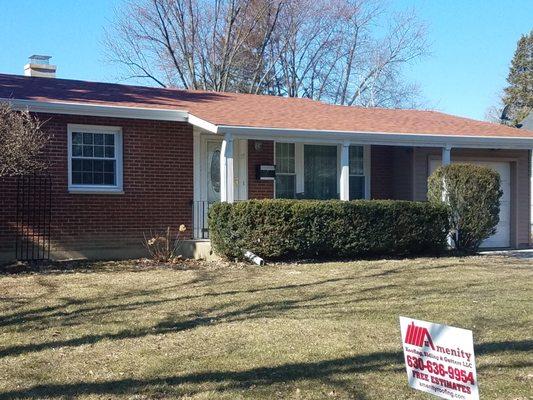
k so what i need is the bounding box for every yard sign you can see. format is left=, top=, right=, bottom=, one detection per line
left=399, top=317, right=479, bottom=400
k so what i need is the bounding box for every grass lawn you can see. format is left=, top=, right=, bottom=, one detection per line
left=0, top=256, right=531, bottom=399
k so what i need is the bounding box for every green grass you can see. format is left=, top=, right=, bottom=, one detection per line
left=0, top=256, right=531, bottom=399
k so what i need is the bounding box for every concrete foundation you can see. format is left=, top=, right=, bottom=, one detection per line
left=0, top=239, right=217, bottom=264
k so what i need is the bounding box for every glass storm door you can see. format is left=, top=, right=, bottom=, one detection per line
left=206, top=140, right=221, bottom=203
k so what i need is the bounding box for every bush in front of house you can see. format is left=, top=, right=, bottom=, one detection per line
left=428, top=163, right=502, bottom=253
left=209, top=199, right=449, bottom=261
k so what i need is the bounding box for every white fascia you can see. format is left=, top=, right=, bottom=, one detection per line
left=187, top=114, right=219, bottom=133
left=9, top=96, right=533, bottom=149
left=2, top=98, right=188, bottom=122
left=216, top=125, right=533, bottom=150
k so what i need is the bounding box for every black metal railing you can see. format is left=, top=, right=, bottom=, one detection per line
left=191, top=200, right=216, bottom=239
left=15, top=174, right=52, bottom=261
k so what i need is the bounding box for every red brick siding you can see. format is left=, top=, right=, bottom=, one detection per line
left=0, top=114, right=193, bottom=258
left=248, top=140, right=274, bottom=199
left=370, top=145, right=394, bottom=199
left=392, top=147, right=414, bottom=200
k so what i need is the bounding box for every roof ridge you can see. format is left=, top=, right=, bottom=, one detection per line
left=0, top=73, right=316, bottom=103
left=0, top=72, right=187, bottom=94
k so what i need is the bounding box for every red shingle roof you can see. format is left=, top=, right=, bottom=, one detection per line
left=1, top=73, right=532, bottom=138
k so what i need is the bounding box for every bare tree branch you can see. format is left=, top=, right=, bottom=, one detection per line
left=0, top=103, right=50, bottom=177
left=104, top=0, right=429, bottom=109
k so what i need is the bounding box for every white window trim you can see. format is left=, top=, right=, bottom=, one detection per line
left=67, top=124, right=124, bottom=194
left=274, top=142, right=297, bottom=199
left=364, top=145, right=371, bottom=199
left=295, top=143, right=305, bottom=194
left=347, top=145, right=370, bottom=200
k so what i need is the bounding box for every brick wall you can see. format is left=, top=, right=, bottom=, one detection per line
left=0, top=114, right=194, bottom=260
left=248, top=140, right=274, bottom=199
left=370, top=145, right=394, bottom=199
left=392, top=147, right=414, bottom=200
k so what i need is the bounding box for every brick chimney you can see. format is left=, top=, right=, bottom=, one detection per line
left=24, top=55, right=56, bottom=78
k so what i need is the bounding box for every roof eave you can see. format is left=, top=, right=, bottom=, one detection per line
left=215, top=125, right=533, bottom=150
left=3, top=98, right=532, bottom=149
left=1, top=98, right=188, bottom=122
left=188, top=114, right=219, bottom=133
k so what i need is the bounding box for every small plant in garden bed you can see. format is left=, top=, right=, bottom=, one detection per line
left=143, top=225, right=187, bottom=263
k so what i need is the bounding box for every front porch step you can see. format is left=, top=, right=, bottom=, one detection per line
left=182, top=239, right=218, bottom=261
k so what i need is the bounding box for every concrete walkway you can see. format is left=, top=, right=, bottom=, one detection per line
left=480, top=249, right=533, bottom=259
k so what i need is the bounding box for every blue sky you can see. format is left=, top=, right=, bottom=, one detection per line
left=0, top=0, right=531, bottom=120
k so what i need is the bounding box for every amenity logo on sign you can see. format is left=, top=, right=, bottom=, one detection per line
left=404, top=322, right=435, bottom=349
left=399, top=317, right=479, bottom=400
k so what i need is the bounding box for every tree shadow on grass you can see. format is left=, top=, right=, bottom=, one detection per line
left=0, top=339, right=531, bottom=399
left=0, top=351, right=402, bottom=399
left=0, top=276, right=361, bottom=331
left=475, top=340, right=532, bottom=354
left=0, top=294, right=337, bottom=358
left=0, top=281, right=404, bottom=359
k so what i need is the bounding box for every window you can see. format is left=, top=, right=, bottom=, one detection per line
left=275, top=142, right=296, bottom=198
left=304, top=145, right=337, bottom=199
left=68, top=125, right=123, bottom=193
left=349, top=146, right=365, bottom=199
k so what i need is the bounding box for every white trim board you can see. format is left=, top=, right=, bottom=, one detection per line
left=4, top=97, right=533, bottom=149
left=188, top=114, right=219, bottom=133
left=3, top=98, right=188, bottom=122
left=215, top=125, right=533, bottom=150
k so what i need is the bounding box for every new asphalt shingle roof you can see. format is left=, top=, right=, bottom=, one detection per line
left=1, top=73, right=533, bottom=138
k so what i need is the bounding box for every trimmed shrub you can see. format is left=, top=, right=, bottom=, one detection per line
left=428, top=163, right=502, bottom=252
left=209, top=199, right=449, bottom=261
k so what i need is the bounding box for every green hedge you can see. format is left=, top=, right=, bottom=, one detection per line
left=209, top=200, right=450, bottom=260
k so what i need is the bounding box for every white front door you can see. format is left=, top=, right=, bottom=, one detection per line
left=194, top=138, right=247, bottom=238
left=429, top=159, right=511, bottom=248
left=204, top=139, right=248, bottom=203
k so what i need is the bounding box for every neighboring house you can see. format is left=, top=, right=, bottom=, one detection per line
left=519, top=113, right=533, bottom=130
left=1, top=64, right=533, bottom=262
left=518, top=112, right=533, bottom=238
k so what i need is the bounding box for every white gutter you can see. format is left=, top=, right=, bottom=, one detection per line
left=4, top=97, right=532, bottom=149
left=214, top=125, right=533, bottom=150
left=2, top=98, right=188, bottom=122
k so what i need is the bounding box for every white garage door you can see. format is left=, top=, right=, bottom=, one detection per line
left=429, top=160, right=510, bottom=248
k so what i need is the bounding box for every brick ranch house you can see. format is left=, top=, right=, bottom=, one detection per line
left=1, top=70, right=533, bottom=262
